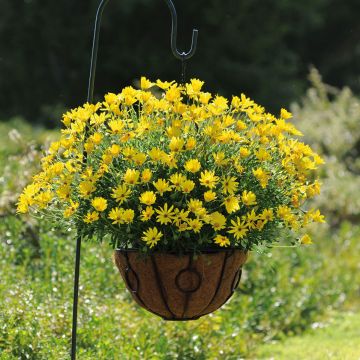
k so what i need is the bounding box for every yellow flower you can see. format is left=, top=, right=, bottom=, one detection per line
left=213, top=152, right=228, bottom=166
left=255, top=220, right=266, bottom=231
left=84, top=141, right=95, bottom=154
left=277, top=205, right=292, bottom=221
left=173, top=209, right=190, bottom=225
left=222, top=176, right=238, bottom=195
left=153, top=178, right=172, bottom=196
left=187, top=199, right=203, bottom=214
left=108, top=207, right=124, bottom=224
left=84, top=211, right=99, bottom=223
left=187, top=218, right=203, bottom=233
left=34, top=191, right=53, bottom=209
left=255, top=148, right=271, bottom=161
left=90, top=112, right=108, bottom=126
left=56, top=185, right=71, bottom=200
left=176, top=222, right=189, bottom=232
left=170, top=173, right=187, bottom=190
left=91, top=197, right=108, bottom=212
left=228, top=217, right=249, bottom=240
left=306, top=181, right=321, bottom=198
left=123, top=169, right=140, bottom=185
left=242, top=190, right=257, bottom=206
left=79, top=181, right=96, bottom=198
left=280, top=108, right=292, bottom=120
left=141, top=169, right=152, bottom=183
left=63, top=200, right=79, bottom=218
left=259, top=208, right=274, bottom=222
left=253, top=168, right=270, bottom=188
left=180, top=180, right=195, bottom=193
left=165, top=85, right=182, bottom=102
left=214, top=235, right=230, bottom=247
left=185, top=137, right=197, bottom=150
left=89, top=132, right=103, bottom=145
left=300, top=234, right=312, bottom=245
left=244, top=209, right=259, bottom=229
left=148, top=147, right=166, bottom=162
left=50, top=162, right=64, bottom=176
left=199, top=170, right=219, bottom=189
left=204, top=190, right=217, bottom=202
left=19, top=184, right=40, bottom=208
left=236, top=120, right=247, bottom=131
left=140, top=76, right=154, bottom=90
left=209, top=212, right=227, bottom=231
left=184, top=159, right=201, bottom=173
left=140, top=206, right=155, bottom=222
left=102, top=154, right=113, bottom=165
left=308, top=209, right=326, bottom=223
left=162, top=152, right=178, bottom=169
left=108, top=120, right=124, bottom=135
left=122, top=209, right=135, bottom=223
left=156, top=79, right=175, bottom=90
left=133, top=153, right=147, bottom=166
left=199, top=92, right=212, bottom=104
left=123, top=147, right=137, bottom=161
left=111, top=184, right=131, bottom=204
left=156, top=203, right=176, bottom=224
left=210, top=95, right=228, bottom=114
left=222, top=196, right=240, bottom=214
left=139, top=191, right=157, bottom=206
left=185, top=78, right=204, bottom=96
left=169, top=136, right=185, bottom=152
left=239, top=147, right=250, bottom=157
left=141, top=227, right=163, bottom=248
left=104, top=92, right=118, bottom=105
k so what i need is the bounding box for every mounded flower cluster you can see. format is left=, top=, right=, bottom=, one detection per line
left=17, top=77, right=324, bottom=252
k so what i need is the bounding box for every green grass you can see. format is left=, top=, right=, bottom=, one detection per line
left=255, top=311, right=360, bottom=359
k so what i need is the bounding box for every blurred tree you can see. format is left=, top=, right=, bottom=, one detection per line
left=0, top=0, right=359, bottom=125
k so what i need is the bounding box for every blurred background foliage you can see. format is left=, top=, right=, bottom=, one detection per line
left=1, top=0, right=360, bottom=358
left=2, top=0, right=360, bottom=126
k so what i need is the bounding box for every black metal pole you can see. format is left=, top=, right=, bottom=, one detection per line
left=70, top=235, right=82, bottom=359
left=70, top=1, right=110, bottom=359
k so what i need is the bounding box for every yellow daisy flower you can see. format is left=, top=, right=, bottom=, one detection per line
left=139, top=191, right=157, bottom=206
left=214, top=235, right=230, bottom=247
left=184, top=159, right=201, bottom=173
left=242, top=190, right=257, bottom=206
left=84, top=211, right=99, bottom=224
left=141, top=227, right=163, bottom=248
left=199, top=170, right=219, bottom=189
left=155, top=203, right=176, bottom=225
left=228, top=217, right=249, bottom=240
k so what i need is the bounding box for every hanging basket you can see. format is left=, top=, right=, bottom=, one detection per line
left=114, top=249, right=248, bottom=320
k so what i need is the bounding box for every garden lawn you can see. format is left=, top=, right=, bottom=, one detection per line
left=255, top=311, right=360, bottom=359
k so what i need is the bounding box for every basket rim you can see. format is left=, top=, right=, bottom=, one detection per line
left=115, top=247, right=248, bottom=255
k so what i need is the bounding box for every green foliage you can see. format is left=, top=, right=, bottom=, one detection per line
left=292, top=68, right=360, bottom=225
left=2, top=0, right=360, bottom=123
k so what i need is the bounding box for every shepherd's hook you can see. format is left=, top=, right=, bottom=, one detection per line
left=71, top=1, right=199, bottom=359
left=164, top=0, right=198, bottom=61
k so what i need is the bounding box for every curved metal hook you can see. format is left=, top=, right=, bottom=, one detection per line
left=87, top=0, right=198, bottom=102
left=164, top=0, right=198, bottom=60
left=87, top=0, right=111, bottom=103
